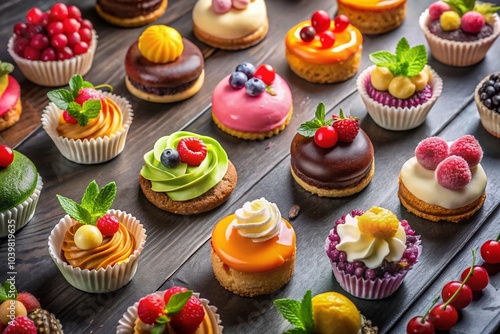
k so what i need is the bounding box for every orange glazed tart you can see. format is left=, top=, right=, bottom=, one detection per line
left=285, top=10, right=362, bottom=84
left=211, top=198, right=296, bottom=297
left=337, top=0, right=407, bottom=34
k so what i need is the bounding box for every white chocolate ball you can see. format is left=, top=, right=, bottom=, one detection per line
left=74, top=225, right=103, bottom=250
left=371, top=66, right=394, bottom=91
left=388, top=76, right=416, bottom=100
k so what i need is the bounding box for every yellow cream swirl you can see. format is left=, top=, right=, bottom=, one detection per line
left=56, top=96, right=122, bottom=140
left=336, top=208, right=406, bottom=269
left=232, top=198, right=281, bottom=242
left=138, top=25, right=184, bottom=63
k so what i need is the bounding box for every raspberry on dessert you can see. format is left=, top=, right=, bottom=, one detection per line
left=414, top=136, right=449, bottom=170
left=3, top=316, right=37, bottom=334
left=177, top=137, right=208, bottom=166
left=137, top=294, right=165, bottom=325
left=449, top=135, right=483, bottom=168
left=96, top=214, right=120, bottom=236
left=169, top=295, right=205, bottom=333
left=17, top=293, right=41, bottom=313
left=429, top=1, right=451, bottom=20
left=461, top=11, right=485, bottom=34
left=435, top=156, right=472, bottom=190
left=333, top=111, right=359, bottom=143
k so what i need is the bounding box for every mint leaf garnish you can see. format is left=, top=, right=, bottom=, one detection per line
left=369, top=51, right=397, bottom=68
left=93, top=182, right=117, bottom=217
left=405, top=45, right=428, bottom=77
left=297, top=102, right=334, bottom=137
left=47, top=89, right=74, bottom=111
left=0, top=61, right=14, bottom=77
left=151, top=323, right=166, bottom=334
left=395, top=37, right=410, bottom=61
left=300, top=290, right=313, bottom=331
left=284, top=328, right=308, bottom=334
left=56, top=195, right=92, bottom=224
left=274, top=290, right=315, bottom=333
left=443, top=0, right=475, bottom=15
left=266, top=85, right=277, bottom=96
left=69, top=74, right=94, bottom=98
left=165, top=291, right=192, bottom=316
left=82, top=99, right=101, bottom=119
left=81, top=181, right=99, bottom=212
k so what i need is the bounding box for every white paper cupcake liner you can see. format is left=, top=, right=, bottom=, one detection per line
left=48, top=209, right=146, bottom=293
left=357, top=65, right=443, bottom=131
left=0, top=174, right=43, bottom=238
left=419, top=10, right=500, bottom=67
left=116, top=291, right=223, bottom=333
left=7, top=30, right=98, bottom=87
left=41, top=91, right=133, bottom=164
left=474, top=75, right=500, bottom=138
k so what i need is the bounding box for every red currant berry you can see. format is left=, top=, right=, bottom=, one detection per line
left=428, top=303, right=458, bottom=331
left=51, top=33, right=68, bottom=50
left=334, top=15, right=350, bottom=32
left=96, top=214, right=120, bottom=236
left=73, top=41, right=89, bottom=56
left=319, top=30, right=335, bottom=48
left=406, top=316, right=434, bottom=334
left=78, top=28, right=92, bottom=43
left=299, top=26, right=316, bottom=42
left=314, top=126, right=338, bottom=148
left=62, top=110, right=78, bottom=123
left=50, top=3, right=69, bottom=21
left=67, top=5, right=82, bottom=20
left=80, top=19, right=93, bottom=30
left=253, top=64, right=276, bottom=85
left=24, top=24, right=42, bottom=38
left=311, top=10, right=331, bottom=33
left=57, top=46, right=74, bottom=60
left=481, top=239, right=500, bottom=264
left=441, top=281, right=472, bottom=310
left=30, top=33, right=49, bottom=50
left=13, top=22, right=27, bottom=36
left=461, top=265, right=489, bottom=291
left=47, top=21, right=64, bottom=36
left=0, top=146, right=14, bottom=168
left=41, top=47, right=57, bottom=61
left=66, top=31, right=81, bottom=47
left=26, top=7, right=43, bottom=25
left=63, top=18, right=80, bottom=34
left=24, top=46, right=41, bottom=60
left=14, top=37, right=30, bottom=56
left=40, top=12, right=50, bottom=26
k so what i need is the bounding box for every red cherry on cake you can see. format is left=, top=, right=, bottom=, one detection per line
left=449, top=135, right=483, bottom=168
left=461, top=11, right=485, bottom=34
left=414, top=137, right=449, bottom=170
left=0, top=145, right=14, bottom=168
left=311, top=10, right=331, bottom=33
left=26, top=7, right=43, bottom=25
left=254, top=64, right=276, bottom=85
left=67, top=5, right=82, bottom=20
left=314, top=126, right=338, bottom=148
left=428, top=303, right=458, bottom=331
left=406, top=316, right=434, bottom=334
left=334, top=15, right=350, bottom=32
left=461, top=265, right=489, bottom=291
left=177, top=137, right=208, bottom=166
left=428, top=1, right=451, bottom=20
left=435, top=156, right=471, bottom=190
left=50, top=3, right=69, bottom=21
left=481, top=236, right=500, bottom=264
left=441, top=281, right=473, bottom=310
left=137, top=294, right=165, bottom=325
left=96, top=214, right=120, bottom=236
left=319, top=30, right=335, bottom=48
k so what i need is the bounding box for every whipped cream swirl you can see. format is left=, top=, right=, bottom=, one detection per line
left=232, top=198, right=282, bottom=242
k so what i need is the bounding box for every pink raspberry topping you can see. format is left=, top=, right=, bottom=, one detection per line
left=212, top=0, right=232, bottom=14
left=4, top=316, right=37, bottom=334
left=461, top=11, right=486, bottom=34
left=428, top=1, right=451, bottom=20
left=415, top=137, right=449, bottom=170
left=435, top=156, right=472, bottom=190
left=449, top=135, right=483, bottom=168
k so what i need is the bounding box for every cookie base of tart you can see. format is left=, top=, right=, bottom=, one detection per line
left=212, top=107, right=293, bottom=140
left=193, top=18, right=269, bottom=50
left=337, top=1, right=406, bottom=35
left=0, top=99, right=22, bottom=132
left=285, top=47, right=361, bottom=84
left=211, top=248, right=295, bottom=297
left=125, top=70, right=204, bottom=103
left=139, top=160, right=237, bottom=215
left=96, top=0, right=167, bottom=27
left=398, top=177, right=486, bottom=223
left=290, top=160, right=374, bottom=197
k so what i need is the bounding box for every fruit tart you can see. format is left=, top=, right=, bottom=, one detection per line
left=212, top=62, right=293, bottom=140
left=125, top=25, right=205, bottom=103
left=192, top=0, right=268, bottom=50
left=325, top=207, right=422, bottom=299
left=398, top=135, right=487, bottom=223
left=0, top=145, right=43, bottom=238
left=357, top=37, right=443, bottom=131
left=116, top=286, right=223, bottom=333
left=139, top=131, right=237, bottom=215
left=285, top=10, right=362, bottom=83
left=42, top=74, right=133, bottom=164
left=0, top=61, right=22, bottom=132
left=419, top=0, right=500, bottom=66
left=211, top=198, right=296, bottom=297
left=290, top=103, right=374, bottom=197
left=96, top=0, right=167, bottom=27
left=475, top=72, right=500, bottom=138
left=48, top=180, right=146, bottom=293
left=7, top=3, right=98, bottom=87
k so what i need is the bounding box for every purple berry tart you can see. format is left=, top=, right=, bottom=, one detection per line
left=419, top=1, right=500, bottom=67
left=474, top=72, right=500, bottom=138
left=357, top=37, right=443, bottom=131
left=325, top=207, right=421, bottom=300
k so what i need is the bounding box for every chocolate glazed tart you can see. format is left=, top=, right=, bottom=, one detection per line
left=290, top=130, right=375, bottom=197
left=96, top=0, right=167, bottom=27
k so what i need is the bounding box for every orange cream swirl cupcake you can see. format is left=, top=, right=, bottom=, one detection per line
left=211, top=198, right=296, bottom=297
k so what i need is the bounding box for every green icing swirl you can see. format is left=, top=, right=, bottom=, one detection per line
left=140, top=131, right=229, bottom=201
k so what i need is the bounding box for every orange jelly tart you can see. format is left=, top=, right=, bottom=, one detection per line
left=0, top=61, right=22, bottom=131
left=285, top=10, right=362, bottom=84
left=211, top=198, right=296, bottom=297
left=337, top=0, right=407, bottom=34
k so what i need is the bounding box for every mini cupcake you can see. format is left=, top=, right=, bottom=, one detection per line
left=0, top=61, right=22, bottom=131
left=212, top=62, right=293, bottom=140
left=211, top=198, right=296, bottom=297
left=325, top=207, right=421, bottom=299
left=116, top=287, right=223, bottom=334
left=357, top=37, right=443, bottom=131
left=475, top=72, right=500, bottom=137
left=8, top=3, right=97, bottom=87
left=125, top=25, right=204, bottom=103
left=96, top=0, right=167, bottom=27
left=48, top=180, right=146, bottom=293
left=42, top=74, right=133, bottom=164
left=419, top=1, right=500, bottom=67
left=0, top=146, right=43, bottom=238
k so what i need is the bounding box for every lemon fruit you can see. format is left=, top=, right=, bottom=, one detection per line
left=312, top=292, right=360, bottom=334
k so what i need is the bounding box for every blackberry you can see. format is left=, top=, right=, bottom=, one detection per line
left=479, top=72, right=500, bottom=113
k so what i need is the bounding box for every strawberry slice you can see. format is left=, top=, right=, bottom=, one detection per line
left=74, top=87, right=103, bottom=105
left=177, top=138, right=207, bottom=166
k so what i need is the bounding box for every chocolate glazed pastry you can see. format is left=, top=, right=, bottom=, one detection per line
left=96, top=0, right=167, bottom=27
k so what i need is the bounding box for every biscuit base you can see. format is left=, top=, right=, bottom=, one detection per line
left=398, top=178, right=486, bottom=223
left=125, top=70, right=204, bottom=103
left=211, top=249, right=295, bottom=297
left=291, top=160, right=374, bottom=197
left=193, top=18, right=268, bottom=50
left=337, top=2, right=406, bottom=35
left=0, top=99, right=22, bottom=132
left=139, top=160, right=237, bottom=215
left=212, top=107, right=293, bottom=140
left=285, top=47, right=361, bottom=84
left=96, top=0, right=167, bottom=27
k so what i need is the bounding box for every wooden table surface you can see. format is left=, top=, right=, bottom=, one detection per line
left=1, top=0, right=499, bottom=333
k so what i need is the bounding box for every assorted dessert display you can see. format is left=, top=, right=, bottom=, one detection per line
left=95, top=0, right=168, bottom=27
left=475, top=72, right=500, bottom=137
left=290, top=102, right=375, bottom=197
left=212, top=61, right=293, bottom=139
left=7, top=3, right=97, bottom=86
left=125, top=25, right=205, bottom=103
left=139, top=131, right=237, bottom=215
left=42, top=74, right=133, bottom=164
left=0, top=62, right=21, bottom=131
left=192, top=0, right=268, bottom=50
left=211, top=198, right=296, bottom=297
left=48, top=180, right=146, bottom=293
left=419, top=0, right=500, bottom=66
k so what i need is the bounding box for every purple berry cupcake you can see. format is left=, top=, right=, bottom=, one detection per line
left=475, top=72, right=500, bottom=138
left=325, top=207, right=421, bottom=299
left=357, top=37, right=443, bottom=131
